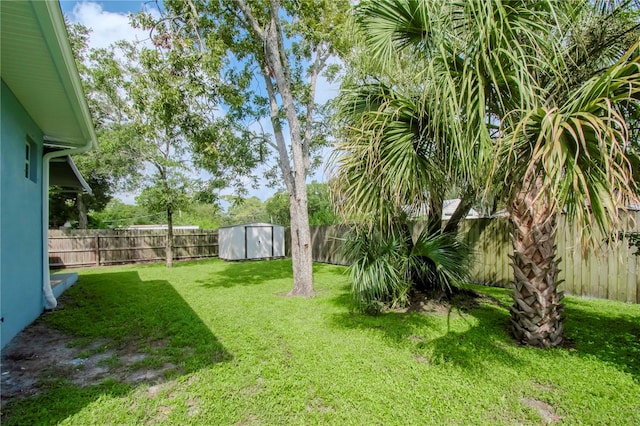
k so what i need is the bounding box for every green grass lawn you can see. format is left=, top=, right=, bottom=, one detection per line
left=2, top=258, right=639, bottom=425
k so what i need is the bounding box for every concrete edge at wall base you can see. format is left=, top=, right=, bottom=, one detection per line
left=50, top=273, right=78, bottom=300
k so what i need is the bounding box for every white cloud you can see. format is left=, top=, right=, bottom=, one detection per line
left=66, top=2, right=150, bottom=50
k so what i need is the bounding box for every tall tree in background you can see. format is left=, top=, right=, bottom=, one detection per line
left=145, top=0, right=350, bottom=295
left=114, top=38, right=214, bottom=268
left=349, top=0, right=640, bottom=346
left=58, top=23, right=142, bottom=228
left=222, top=196, right=270, bottom=225
left=70, top=19, right=219, bottom=266
left=266, top=182, right=339, bottom=226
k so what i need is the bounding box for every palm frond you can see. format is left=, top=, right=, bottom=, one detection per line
left=498, top=49, right=640, bottom=238
left=355, top=0, right=437, bottom=68
left=332, top=81, right=439, bottom=227
left=410, top=230, right=473, bottom=293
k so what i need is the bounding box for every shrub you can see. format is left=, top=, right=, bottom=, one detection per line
left=342, top=224, right=473, bottom=313
left=410, top=230, right=473, bottom=293
left=342, top=226, right=412, bottom=313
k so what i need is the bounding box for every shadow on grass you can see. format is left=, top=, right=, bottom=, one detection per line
left=1, top=270, right=231, bottom=426
left=329, top=285, right=524, bottom=373
left=196, top=258, right=292, bottom=288
left=564, top=300, right=640, bottom=380
left=423, top=303, right=522, bottom=371
left=469, top=286, right=640, bottom=380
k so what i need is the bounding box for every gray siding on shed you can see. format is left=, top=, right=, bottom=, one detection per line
left=219, top=223, right=285, bottom=260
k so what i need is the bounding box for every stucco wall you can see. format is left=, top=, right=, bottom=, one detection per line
left=1, top=79, right=45, bottom=349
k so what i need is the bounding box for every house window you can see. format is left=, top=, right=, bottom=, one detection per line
left=25, top=137, right=36, bottom=182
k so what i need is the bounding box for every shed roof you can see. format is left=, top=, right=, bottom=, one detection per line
left=218, top=223, right=285, bottom=229
left=1, top=0, right=97, bottom=150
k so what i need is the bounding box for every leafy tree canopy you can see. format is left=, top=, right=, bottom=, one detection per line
left=266, top=181, right=338, bottom=226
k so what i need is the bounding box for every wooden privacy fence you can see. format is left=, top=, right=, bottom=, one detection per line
left=309, top=212, right=640, bottom=304
left=49, top=229, right=219, bottom=268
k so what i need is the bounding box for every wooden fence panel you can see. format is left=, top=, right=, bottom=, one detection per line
left=557, top=212, right=640, bottom=302
left=310, top=225, right=351, bottom=265
left=48, top=235, right=97, bottom=267
left=461, top=218, right=513, bottom=288
left=306, top=212, right=640, bottom=303
left=49, top=229, right=219, bottom=268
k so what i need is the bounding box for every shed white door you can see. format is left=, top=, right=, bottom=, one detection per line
left=246, top=226, right=272, bottom=259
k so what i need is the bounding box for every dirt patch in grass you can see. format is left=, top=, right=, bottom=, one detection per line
left=154, top=405, right=174, bottom=423
left=391, top=288, right=501, bottom=314
left=413, top=354, right=431, bottom=364
left=306, top=396, right=333, bottom=414
left=521, top=397, right=562, bottom=424
left=1, top=318, right=178, bottom=410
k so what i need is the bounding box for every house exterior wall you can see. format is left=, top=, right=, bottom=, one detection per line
left=1, top=79, right=45, bottom=350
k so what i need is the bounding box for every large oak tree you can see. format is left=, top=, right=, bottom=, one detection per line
left=148, top=0, right=350, bottom=295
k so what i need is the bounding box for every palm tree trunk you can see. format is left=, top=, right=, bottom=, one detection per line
left=508, top=176, right=564, bottom=347
left=443, top=189, right=476, bottom=234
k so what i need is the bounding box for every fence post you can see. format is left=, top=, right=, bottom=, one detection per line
left=95, top=234, right=100, bottom=266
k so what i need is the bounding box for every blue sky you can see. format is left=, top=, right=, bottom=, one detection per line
left=60, top=1, right=338, bottom=205
left=60, top=1, right=146, bottom=15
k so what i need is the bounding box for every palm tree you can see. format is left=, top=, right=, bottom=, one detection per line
left=338, top=0, right=640, bottom=347
left=332, top=55, right=477, bottom=310
left=332, top=47, right=481, bottom=234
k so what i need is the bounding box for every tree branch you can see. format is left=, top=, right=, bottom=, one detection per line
left=262, top=67, right=294, bottom=192
left=252, top=118, right=279, bottom=151
left=184, top=0, right=205, bottom=51
left=233, top=0, right=265, bottom=40
left=303, top=43, right=328, bottom=168
left=269, top=0, right=292, bottom=84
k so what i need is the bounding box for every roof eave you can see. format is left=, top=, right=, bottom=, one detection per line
left=43, top=0, right=97, bottom=150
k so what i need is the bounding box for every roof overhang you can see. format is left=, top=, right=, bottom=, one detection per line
left=49, top=156, right=92, bottom=194
left=1, top=0, right=97, bottom=150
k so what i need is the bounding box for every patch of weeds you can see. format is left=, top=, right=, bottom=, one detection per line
left=97, top=355, right=121, bottom=369
left=67, top=337, right=94, bottom=348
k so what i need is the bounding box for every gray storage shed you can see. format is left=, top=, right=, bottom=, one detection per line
left=218, top=223, right=285, bottom=260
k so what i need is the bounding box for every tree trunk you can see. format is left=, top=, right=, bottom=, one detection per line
left=508, top=176, right=564, bottom=347
left=427, top=193, right=443, bottom=234
left=263, top=9, right=314, bottom=296
left=166, top=207, right=174, bottom=268
left=235, top=0, right=317, bottom=296
left=77, top=194, right=88, bottom=229
left=443, top=189, right=476, bottom=234
left=287, top=186, right=314, bottom=297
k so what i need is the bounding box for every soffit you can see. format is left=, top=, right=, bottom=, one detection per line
left=1, top=1, right=95, bottom=148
